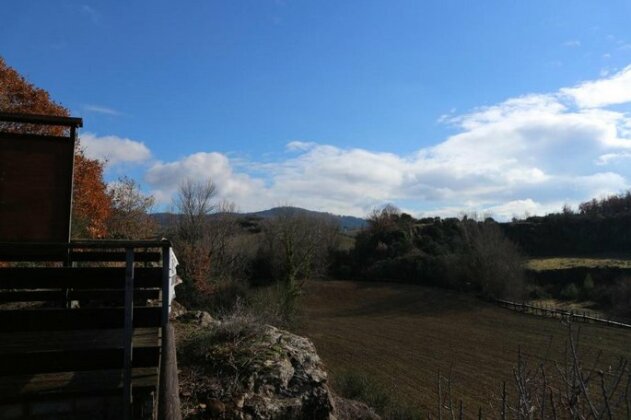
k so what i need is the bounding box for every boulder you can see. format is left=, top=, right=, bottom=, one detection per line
left=179, top=310, right=217, bottom=328
left=169, top=300, right=188, bottom=320
left=333, top=396, right=381, bottom=420
left=177, top=319, right=337, bottom=419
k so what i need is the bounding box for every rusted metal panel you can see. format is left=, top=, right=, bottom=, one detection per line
left=0, top=131, right=75, bottom=242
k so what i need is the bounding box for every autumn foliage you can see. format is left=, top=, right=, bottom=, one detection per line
left=0, top=57, right=111, bottom=238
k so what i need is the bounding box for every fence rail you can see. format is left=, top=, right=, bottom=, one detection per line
left=495, top=298, right=631, bottom=329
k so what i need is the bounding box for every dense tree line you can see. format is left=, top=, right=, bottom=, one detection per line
left=503, top=192, right=631, bottom=256
left=333, top=206, right=525, bottom=299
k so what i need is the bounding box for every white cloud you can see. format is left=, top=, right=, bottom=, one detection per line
left=134, top=65, right=631, bottom=219
left=145, top=152, right=267, bottom=207
left=561, top=64, right=631, bottom=108
left=80, top=133, right=151, bottom=166
left=286, top=141, right=317, bottom=152
left=84, top=104, right=121, bottom=116
left=562, top=40, right=581, bottom=48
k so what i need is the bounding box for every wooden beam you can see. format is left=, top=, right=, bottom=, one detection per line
left=0, top=112, right=83, bottom=128
left=0, top=368, right=158, bottom=403
left=0, top=289, right=160, bottom=303
left=0, top=267, right=162, bottom=289
left=0, top=347, right=159, bottom=375
left=0, top=328, right=159, bottom=354
left=0, top=239, right=171, bottom=253
left=0, top=307, right=162, bottom=331
left=71, top=251, right=162, bottom=262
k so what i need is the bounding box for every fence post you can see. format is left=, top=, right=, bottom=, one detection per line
left=437, top=370, right=442, bottom=420
left=123, top=247, right=135, bottom=420
left=158, top=245, right=182, bottom=420
left=501, top=381, right=506, bottom=420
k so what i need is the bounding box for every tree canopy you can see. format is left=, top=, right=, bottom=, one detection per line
left=0, top=57, right=111, bottom=238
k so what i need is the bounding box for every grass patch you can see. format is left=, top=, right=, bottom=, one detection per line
left=333, top=370, right=421, bottom=419
left=526, top=257, right=631, bottom=271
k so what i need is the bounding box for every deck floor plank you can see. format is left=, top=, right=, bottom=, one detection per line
left=0, top=368, right=158, bottom=401
left=0, top=328, right=160, bottom=354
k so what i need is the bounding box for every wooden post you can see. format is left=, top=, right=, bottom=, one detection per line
left=158, top=323, right=182, bottom=420
left=123, top=247, right=135, bottom=419
left=437, top=370, right=442, bottom=420
left=160, top=244, right=171, bottom=329
left=158, top=245, right=182, bottom=420
left=501, top=381, right=506, bottom=420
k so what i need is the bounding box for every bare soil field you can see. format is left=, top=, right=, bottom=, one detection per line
left=297, top=280, right=631, bottom=417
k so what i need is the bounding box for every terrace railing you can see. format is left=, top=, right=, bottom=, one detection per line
left=0, top=239, right=181, bottom=419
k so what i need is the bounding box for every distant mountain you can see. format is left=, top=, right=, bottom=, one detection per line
left=244, top=207, right=367, bottom=231
left=151, top=206, right=367, bottom=232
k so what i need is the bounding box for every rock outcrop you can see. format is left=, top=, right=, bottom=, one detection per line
left=175, top=310, right=345, bottom=419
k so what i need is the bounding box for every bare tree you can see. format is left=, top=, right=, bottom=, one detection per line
left=262, top=210, right=339, bottom=316
left=432, top=323, right=630, bottom=419
left=504, top=324, right=630, bottom=419
left=173, top=178, right=218, bottom=297
left=175, top=178, right=217, bottom=243
left=173, top=179, right=257, bottom=304
left=106, top=176, right=156, bottom=239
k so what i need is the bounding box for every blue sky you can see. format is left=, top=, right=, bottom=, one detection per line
left=3, top=1, right=631, bottom=218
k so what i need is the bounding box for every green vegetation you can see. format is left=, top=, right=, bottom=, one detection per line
left=164, top=189, right=631, bottom=416
left=560, top=282, right=579, bottom=300
left=526, top=257, right=631, bottom=271
left=333, top=371, right=420, bottom=419
left=334, top=206, right=525, bottom=299
left=503, top=192, right=631, bottom=256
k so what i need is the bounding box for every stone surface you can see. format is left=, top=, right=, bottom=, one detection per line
left=177, top=317, right=338, bottom=419
left=333, top=396, right=381, bottom=420
left=169, top=300, right=187, bottom=320
left=178, top=310, right=216, bottom=328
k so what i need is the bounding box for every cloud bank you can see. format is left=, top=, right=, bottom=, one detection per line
left=81, top=133, right=151, bottom=167
left=101, top=65, right=631, bottom=219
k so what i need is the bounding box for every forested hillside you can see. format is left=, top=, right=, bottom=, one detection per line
left=502, top=193, right=631, bottom=256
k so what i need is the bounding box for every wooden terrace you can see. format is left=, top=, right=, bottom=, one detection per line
left=0, top=240, right=181, bottom=419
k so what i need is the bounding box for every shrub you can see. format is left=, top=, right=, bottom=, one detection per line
left=460, top=220, right=525, bottom=299
left=582, top=273, right=594, bottom=299
left=610, top=277, right=631, bottom=317
left=560, top=283, right=579, bottom=300
left=527, top=284, right=551, bottom=299
left=333, top=371, right=421, bottom=420
left=247, top=283, right=300, bottom=327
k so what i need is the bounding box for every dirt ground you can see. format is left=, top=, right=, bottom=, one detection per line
left=297, top=279, right=631, bottom=417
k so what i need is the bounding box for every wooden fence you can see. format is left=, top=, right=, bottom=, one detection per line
left=0, top=240, right=182, bottom=419
left=495, top=298, right=631, bottom=329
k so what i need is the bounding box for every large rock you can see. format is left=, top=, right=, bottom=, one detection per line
left=332, top=396, right=380, bottom=420
left=169, top=300, right=188, bottom=320
left=177, top=317, right=338, bottom=419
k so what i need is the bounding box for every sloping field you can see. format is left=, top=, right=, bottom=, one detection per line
left=298, top=280, right=631, bottom=417
left=526, top=257, right=631, bottom=271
